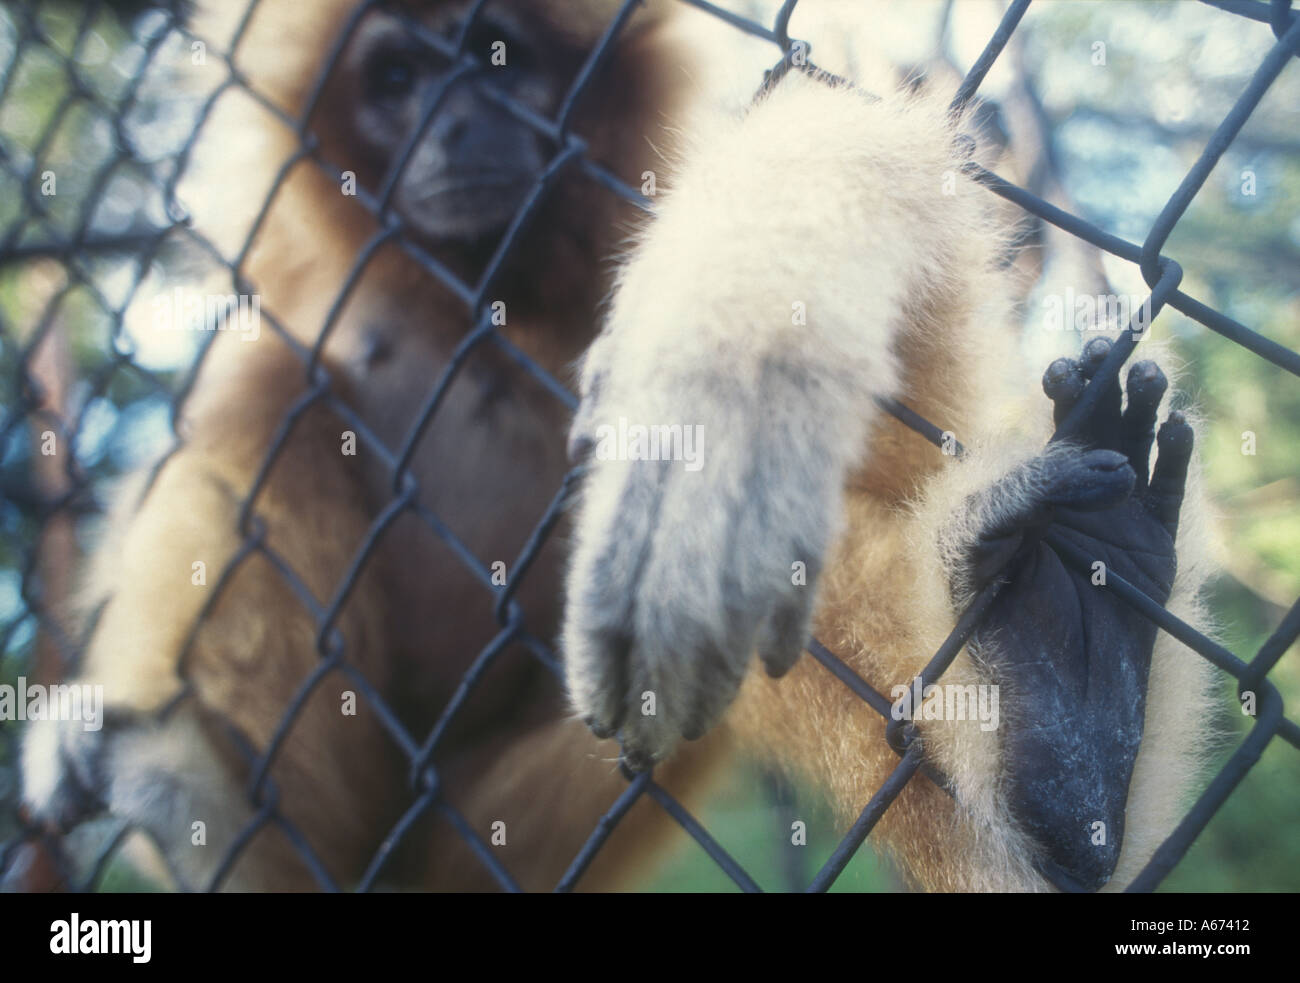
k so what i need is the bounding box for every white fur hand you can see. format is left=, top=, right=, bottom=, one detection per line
left=559, top=74, right=916, bottom=770
left=562, top=341, right=847, bottom=769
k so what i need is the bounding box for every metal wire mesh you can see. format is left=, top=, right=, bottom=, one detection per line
left=0, top=0, right=1297, bottom=893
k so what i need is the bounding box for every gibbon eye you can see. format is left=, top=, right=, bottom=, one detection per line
left=364, top=50, right=420, bottom=102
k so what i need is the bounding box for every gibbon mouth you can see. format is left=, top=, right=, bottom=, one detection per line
left=402, top=177, right=536, bottom=246
left=412, top=177, right=535, bottom=231
left=417, top=174, right=536, bottom=200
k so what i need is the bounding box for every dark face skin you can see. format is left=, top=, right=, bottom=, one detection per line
left=325, top=7, right=579, bottom=245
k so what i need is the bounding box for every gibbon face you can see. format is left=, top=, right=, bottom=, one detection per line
left=314, top=6, right=589, bottom=244
left=314, top=10, right=564, bottom=245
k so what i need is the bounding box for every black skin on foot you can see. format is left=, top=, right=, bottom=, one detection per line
left=966, top=336, right=1192, bottom=891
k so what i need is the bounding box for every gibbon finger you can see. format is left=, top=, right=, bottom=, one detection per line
left=677, top=637, right=750, bottom=743
left=755, top=589, right=816, bottom=679
left=577, top=629, right=632, bottom=740
left=1078, top=336, right=1113, bottom=379
left=1042, top=357, right=1086, bottom=428
left=616, top=648, right=682, bottom=767
left=565, top=468, right=671, bottom=739
left=1147, top=411, right=1194, bottom=538
left=1119, top=360, right=1167, bottom=489
left=1079, top=337, right=1124, bottom=449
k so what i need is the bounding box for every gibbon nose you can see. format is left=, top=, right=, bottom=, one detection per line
left=432, top=94, right=537, bottom=176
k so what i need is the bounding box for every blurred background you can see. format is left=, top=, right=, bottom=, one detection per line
left=1, top=0, right=1297, bottom=892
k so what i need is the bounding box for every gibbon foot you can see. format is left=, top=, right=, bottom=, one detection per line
left=961, top=337, right=1193, bottom=890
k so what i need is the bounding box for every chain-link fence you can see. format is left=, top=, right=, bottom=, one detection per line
left=0, top=0, right=1297, bottom=893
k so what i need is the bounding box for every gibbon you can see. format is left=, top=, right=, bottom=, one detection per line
left=21, top=0, right=1213, bottom=893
